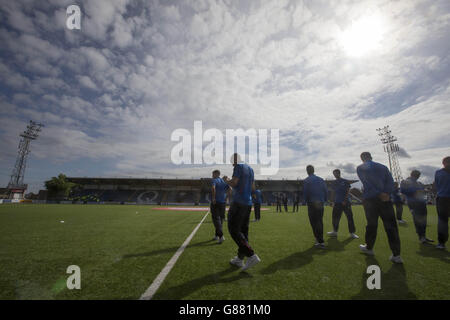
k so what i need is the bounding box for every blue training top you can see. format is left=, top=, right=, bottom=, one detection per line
left=212, top=177, right=230, bottom=204
left=435, top=168, right=450, bottom=198
left=253, top=189, right=262, bottom=204
left=357, top=160, right=394, bottom=200
left=232, top=163, right=255, bottom=206
left=333, top=178, right=350, bottom=203
left=303, top=174, right=328, bottom=204
left=400, top=177, right=426, bottom=204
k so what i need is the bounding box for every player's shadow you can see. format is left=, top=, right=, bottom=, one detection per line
left=122, top=239, right=218, bottom=259
left=351, top=256, right=417, bottom=300
left=417, top=245, right=450, bottom=264
left=260, top=246, right=328, bottom=275
left=326, top=237, right=354, bottom=251
left=153, top=266, right=252, bottom=299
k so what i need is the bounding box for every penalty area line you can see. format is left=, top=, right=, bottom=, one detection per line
left=139, top=210, right=210, bottom=300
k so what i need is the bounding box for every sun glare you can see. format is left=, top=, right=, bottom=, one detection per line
left=340, top=14, right=386, bottom=57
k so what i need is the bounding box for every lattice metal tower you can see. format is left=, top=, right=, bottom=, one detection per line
left=376, top=125, right=403, bottom=184
left=7, top=121, right=44, bottom=193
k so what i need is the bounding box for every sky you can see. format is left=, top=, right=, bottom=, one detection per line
left=0, top=0, right=449, bottom=193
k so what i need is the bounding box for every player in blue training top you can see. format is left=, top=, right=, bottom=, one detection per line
left=303, top=165, right=328, bottom=248
left=434, top=156, right=450, bottom=250
left=252, top=189, right=262, bottom=221
left=327, top=169, right=359, bottom=239
left=223, top=153, right=261, bottom=271
left=401, top=170, right=434, bottom=244
left=276, top=194, right=282, bottom=212
left=292, top=193, right=300, bottom=212
left=357, top=152, right=402, bottom=264
left=283, top=194, right=288, bottom=212
left=211, top=169, right=230, bottom=244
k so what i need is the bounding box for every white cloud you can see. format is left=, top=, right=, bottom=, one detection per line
left=82, top=0, right=130, bottom=41
left=77, top=47, right=110, bottom=71
left=2, top=2, right=36, bottom=34
left=111, top=15, right=134, bottom=48
left=0, top=0, right=449, bottom=192
left=77, top=75, right=97, bottom=91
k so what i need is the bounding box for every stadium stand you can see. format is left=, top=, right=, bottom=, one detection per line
left=0, top=188, right=10, bottom=199
left=62, top=177, right=360, bottom=205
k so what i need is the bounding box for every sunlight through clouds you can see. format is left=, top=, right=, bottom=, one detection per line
left=339, top=13, right=388, bottom=57
left=0, top=0, right=449, bottom=190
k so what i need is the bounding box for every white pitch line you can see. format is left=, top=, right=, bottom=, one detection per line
left=139, top=211, right=210, bottom=300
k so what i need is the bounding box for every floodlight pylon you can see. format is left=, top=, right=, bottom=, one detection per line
left=7, top=121, right=44, bottom=197
left=376, top=125, right=403, bottom=184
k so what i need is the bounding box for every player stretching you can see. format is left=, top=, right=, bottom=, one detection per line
left=327, top=169, right=359, bottom=239
left=434, top=156, right=450, bottom=250
left=357, top=152, right=403, bottom=263
left=303, top=165, right=328, bottom=249
left=211, top=170, right=230, bottom=244
left=401, top=170, right=434, bottom=244
left=223, top=153, right=261, bottom=271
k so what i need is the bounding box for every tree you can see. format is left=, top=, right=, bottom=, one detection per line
left=45, top=174, right=77, bottom=199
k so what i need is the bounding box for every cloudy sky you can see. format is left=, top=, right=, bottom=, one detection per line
left=0, top=0, right=449, bottom=192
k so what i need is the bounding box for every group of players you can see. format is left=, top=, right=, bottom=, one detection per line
left=210, top=153, right=450, bottom=271
left=274, top=194, right=300, bottom=212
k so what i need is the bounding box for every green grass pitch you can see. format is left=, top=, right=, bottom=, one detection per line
left=0, top=204, right=448, bottom=300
